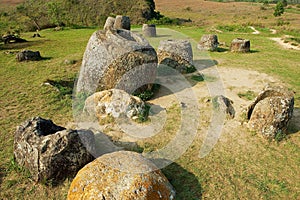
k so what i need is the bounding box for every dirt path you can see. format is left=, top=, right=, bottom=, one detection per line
left=270, top=37, right=300, bottom=50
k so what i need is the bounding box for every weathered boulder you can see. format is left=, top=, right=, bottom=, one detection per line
left=157, top=39, right=195, bottom=74
left=67, top=151, right=176, bottom=200
left=212, top=95, right=235, bottom=119
left=114, top=15, right=131, bottom=30
left=84, top=89, right=147, bottom=122
left=16, top=50, right=42, bottom=62
left=247, top=85, right=294, bottom=139
left=197, top=34, right=219, bottom=51
left=76, top=28, right=157, bottom=94
left=142, top=24, right=157, bottom=37
left=13, top=117, right=95, bottom=183
left=230, top=38, right=250, bottom=53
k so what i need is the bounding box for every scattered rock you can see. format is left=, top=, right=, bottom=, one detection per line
left=13, top=117, right=95, bottom=183
left=67, top=151, right=176, bottom=200
left=76, top=28, right=157, bottom=94
left=113, top=15, right=131, bottom=30
left=142, top=24, right=157, bottom=37
left=16, top=50, right=42, bottom=62
left=230, top=38, right=250, bottom=53
left=212, top=95, right=235, bottom=119
left=84, top=89, right=147, bottom=122
left=63, top=59, right=77, bottom=65
left=247, top=85, right=294, bottom=139
left=198, top=34, right=219, bottom=51
left=157, top=39, right=195, bottom=73
left=32, top=33, right=41, bottom=38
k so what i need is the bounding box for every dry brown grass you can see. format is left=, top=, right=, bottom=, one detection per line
left=155, top=0, right=300, bottom=31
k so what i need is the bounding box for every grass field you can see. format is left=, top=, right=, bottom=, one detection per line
left=0, top=0, right=300, bottom=199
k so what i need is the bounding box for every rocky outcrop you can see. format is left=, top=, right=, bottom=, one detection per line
left=230, top=38, right=250, bottom=53
left=83, top=89, right=147, bottom=122
left=198, top=34, right=219, bottom=51
left=212, top=95, right=235, bottom=119
left=13, top=117, right=95, bottom=183
left=16, top=50, right=42, bottom=62
left=67, top=151, right=176, bottom=200
left=247, top=85, right=294, bottom=139
left=157, top=39, right=195, bottom=74
left=76, top=28, right=157, bottom=94
left=142, top=24, right=157, bottom=37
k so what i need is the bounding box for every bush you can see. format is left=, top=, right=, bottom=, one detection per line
left=274, top=1, right=285, bottom=17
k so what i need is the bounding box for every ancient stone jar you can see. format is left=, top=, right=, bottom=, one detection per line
left=113, top=15, right=131, bottom=30
left=157, top=39, right=195, bottom=74
left=198, top=34, right=219, bottom=51
left=247, top=85, right=294, bottom=139
left=230, top=38, right=250, bottom=53
left=16, top=50, right=42, bottom=62
left=68, top=151, right=176, bottom=200
left=142, top=24, right=157, bottom=37
left=13, top=117, right=95, bottom=183
left=76, top=28, right=157, bottom=95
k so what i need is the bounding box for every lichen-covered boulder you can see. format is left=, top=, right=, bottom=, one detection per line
left=13, top=117, right=95, bottom=183
left=113, top=15, right=131, bottom=30
left=16, top=50, right=42, bottom=62
left=230, top=38, right=250, bottom=53
left=83, top=89, right=147, bottom=122
left=157, top=39, right=195, bottom=74
left=76, top=28, right=157, bottom=94
left=142, top=24, right=157, bottom=37
left=247, top=85, right=294, bottom=139
left=197, top=34, right=219, bottom=51
left=212, top=95, right=235, bottom=119
left=67, top=151, right=176, bottom=200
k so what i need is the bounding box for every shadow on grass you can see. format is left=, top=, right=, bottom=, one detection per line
left=0, top=167, right=5, bottom=185
left=217, top=47, right=228, bottom=52
left=162, top=162, right=203, bottom=199
left=44, top=78, right=75, bottom=96
left=0, top=40, right=50, bottom=50
left=194, top=59, right=218, bottom=70
left=250, top=49, right=260, bottom=53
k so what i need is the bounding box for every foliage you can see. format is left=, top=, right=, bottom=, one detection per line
left=274, top=1, right=285, bottom=17
left=4, top=0, right=159, bottom=33
left=238, top=90, right=256, bottom=100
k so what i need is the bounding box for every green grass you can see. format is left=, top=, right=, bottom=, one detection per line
left=0, top=25, right=299, bottom=199
left=238, top=90, right=257, bottom=101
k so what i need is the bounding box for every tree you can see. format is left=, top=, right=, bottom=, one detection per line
left=273, top=1, right=284, bottom=17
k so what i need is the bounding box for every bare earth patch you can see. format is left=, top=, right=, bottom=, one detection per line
left=270, top=37, right=300, bottom=51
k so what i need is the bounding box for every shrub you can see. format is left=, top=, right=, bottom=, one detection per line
left=274, top=1, right=285, bottom=17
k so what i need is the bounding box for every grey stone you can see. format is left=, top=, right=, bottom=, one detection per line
left=83, top=89, right=146, bottom=121
left=212, top=95, right=235, bottom=119
left=16, top=50, right=42, bottom=62
left=103, top=16, right=115, bottom=31
left=157, top=39, right=195, bottom=74
left=142, top=24, right=157, bottom=37
left=230, top=38, right=250, bottom=53
left=247, top=85, right=294, bottom=139
left=198, top=34, right=219, bottom=51
left=113, top=15, right=131, bottom=30
left=13, top=117, right=95, bottom=183
left=76, top=29, right=157, bottom=94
